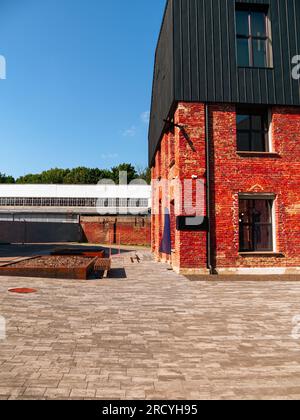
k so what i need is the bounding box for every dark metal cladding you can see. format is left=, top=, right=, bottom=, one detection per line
left=148, top=0, right=174, bottom=168
left=149, top=0, right=300, bottom=166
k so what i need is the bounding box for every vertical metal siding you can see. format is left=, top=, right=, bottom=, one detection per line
left=148, top=0, right=174, bottom=165
left=173, top=0, right=300, bottom=106
left=149, top=0, right=300, bottom=165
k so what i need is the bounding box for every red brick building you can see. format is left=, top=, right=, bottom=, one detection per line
left=80, top=216, right=150, bottom=247
left=149, top=0, right=300, bottom=275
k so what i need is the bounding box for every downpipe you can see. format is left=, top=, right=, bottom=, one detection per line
left=205, top=104, right=215, bottom=275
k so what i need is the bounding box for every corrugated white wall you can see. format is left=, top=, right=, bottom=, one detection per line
left=0, top=185, right=151, bottom=200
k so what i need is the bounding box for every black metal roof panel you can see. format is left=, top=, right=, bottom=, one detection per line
left=148, top=0, right=174, bottom=168
left=149, top=0, right=300, bottom=166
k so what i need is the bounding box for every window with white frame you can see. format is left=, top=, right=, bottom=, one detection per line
left=236, top=6, right=273, bottom=68
left=239, top=197, right=275, bottom=252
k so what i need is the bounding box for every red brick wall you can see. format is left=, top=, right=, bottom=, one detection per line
left=210, top=104, right=300, bottom=269
left=151, top=101, right=300, bottom=273
left=80, top=219, right=110, bottom=244
left=151, top=167, right=156, bottom=254
left=80, top=216, right=151, bottom=246
left=117, top=219, right=151, bottom=247
left=152, top=102, right=208, bottom=273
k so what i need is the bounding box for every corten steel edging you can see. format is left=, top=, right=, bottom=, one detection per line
left=0, top=256, right=38, bottom=267
left=51, top=250, right=105, bottom=258
left=0, top=256, right=98, bottom=280
left=82, top=251, right=105, bottom=258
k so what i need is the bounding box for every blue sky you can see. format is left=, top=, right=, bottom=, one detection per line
left=0, top=0, right=166, bottom=178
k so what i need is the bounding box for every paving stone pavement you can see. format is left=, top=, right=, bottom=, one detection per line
left=1, top=250, right=300, bottom=400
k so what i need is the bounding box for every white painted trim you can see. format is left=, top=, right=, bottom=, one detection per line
left=238, top=194, right=277, bottom=252
left=169, top=266, right=300, bottom=276
left=173, top=266, right=210, bottom=275
left=217, top=267, right=300, bottom=276
left=268, top=109, right=273, bottom=152
left=272, top=198, right=277, bottom=252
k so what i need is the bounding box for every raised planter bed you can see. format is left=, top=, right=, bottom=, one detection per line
left=0, top=255, right=97, bottom=280
left=94, top=258, right=112, bottom=278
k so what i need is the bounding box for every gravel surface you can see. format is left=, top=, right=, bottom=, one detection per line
left=9, top=256, right=94, bottom=268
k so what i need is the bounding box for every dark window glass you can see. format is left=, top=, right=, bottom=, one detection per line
left=239, top=199, right=274, bottom=252
left=237, top=132, right=250, bottom=151
left=253, top=39, right=267, bottom=67
left=251, top=12, right=266, bottom=37
left=236, top=109, right=269, bottom=152
left=251, top=115, right=262, bottom=130
left=237, top=38, right=250, bottom=67
left=251, top=132, right=266, bottom=152
left=236, top=8, right=271, bottom=68
left=236, top=11, right=249, bottom=36
left=237, top=114, right=250, bottom=130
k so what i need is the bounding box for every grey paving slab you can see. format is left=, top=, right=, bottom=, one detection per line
left=0, top=250, right=300, bottom=399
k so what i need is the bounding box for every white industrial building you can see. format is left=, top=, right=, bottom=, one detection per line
left=0, top=184, right=151, bottom=220
left=0, top=185, right=151, bottom=244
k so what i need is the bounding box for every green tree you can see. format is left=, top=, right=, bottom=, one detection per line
left=64, top=167, right=105, bottom=184
left=111, top=163, right=137, bottom=184
left=16, top=169, right=69, bottom=184
left=40, top=168, right=70, bottom=184
left=16, top=173, right=42, bottom=184
left=0, top=173, right=15, bottom=184
left=136, top=167, right=151, bottom=185
left=100, top=170, right=114, bottom=181
left=14, top=164, right=145, bottom=185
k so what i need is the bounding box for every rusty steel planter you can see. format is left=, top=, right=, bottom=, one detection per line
left=51, top=249, right=105, bottom=258
left=0, top=256, right=97, bottom=280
